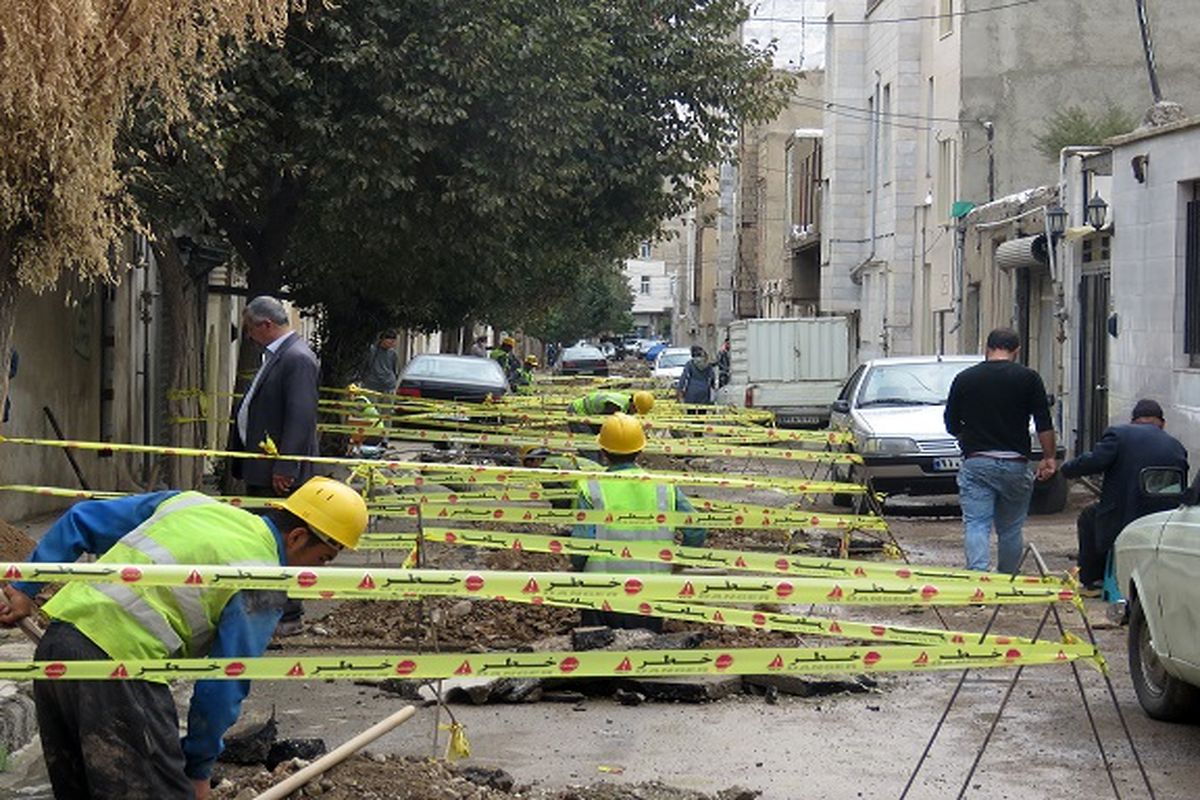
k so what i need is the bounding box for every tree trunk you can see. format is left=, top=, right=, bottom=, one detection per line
left=151, top=229, right=204, bottom=489
left=0, top=240, right=20, bottom=436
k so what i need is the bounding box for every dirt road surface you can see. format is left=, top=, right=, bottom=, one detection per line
left=5, top=486, right=1199, bottom=799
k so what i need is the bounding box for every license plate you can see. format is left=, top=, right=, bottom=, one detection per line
left=777, top=415, right=822, bottom=426
left=932, top=457, right=962, bottom=472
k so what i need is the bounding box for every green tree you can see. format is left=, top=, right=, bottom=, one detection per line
left=130, top=0, right=788, bottom=382
left=1033, top=103, right=1137, bottom=161
left=515, top=259, right=635, bottom=344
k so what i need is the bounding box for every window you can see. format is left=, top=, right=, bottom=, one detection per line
left=935, top=137, right=957, bottom=222
left=1081, top=235, right=1111, bottom=265
left=939, top=0, right=954, bottom=37
left=1184, top=195, right=1200, bottom=356
left=880, top=84, right=892, bottom=186
left=925, top=78, right=935, bottom=178
left=639, top=241, right=652, bottom=259
left=640, top=275, right=651, bottom=295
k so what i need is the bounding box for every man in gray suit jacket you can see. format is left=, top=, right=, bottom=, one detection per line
left=229, top=296, right=320, bottom=495
left=229, top=297, right=320, bottom=634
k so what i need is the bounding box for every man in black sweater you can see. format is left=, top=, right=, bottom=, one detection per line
left=944, top=329, right=1056, bottom=573
left=1060, top=399, right=1188, bottom=595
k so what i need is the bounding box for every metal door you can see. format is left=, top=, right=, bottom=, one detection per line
left=1077, top=271, right=1110, bottom=455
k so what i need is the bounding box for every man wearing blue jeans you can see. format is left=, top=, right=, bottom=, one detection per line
left=944, top=329, right=1057, bottom=574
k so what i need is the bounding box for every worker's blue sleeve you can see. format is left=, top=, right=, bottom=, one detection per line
left=570, top=492, right=596, bottom=571
left=10, top=491, right=179, bottom=597
left=181, top=590, right=284, bottom=779
left=676, top=491, right=706, bottom=547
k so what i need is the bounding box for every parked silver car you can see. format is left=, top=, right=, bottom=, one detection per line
left=829, top=355, right=1067, bottom=512
left=1112, top=466, right=1200, bottom=721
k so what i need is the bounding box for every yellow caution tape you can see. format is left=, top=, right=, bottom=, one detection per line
left=381, top=502, right=890, bottom=533
left=0, top=436, right=863, bottom=494
left=321, top=423, right=861, bottom=465
left=441, top=722, right=471, bottom=761
left=0, top=563, right=1076, bottom=605
left=0, top=641, right=1100, bottom=681
left=405, top=527, right=1062, bottom=586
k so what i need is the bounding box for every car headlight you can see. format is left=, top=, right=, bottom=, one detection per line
left=860, top=436, right=919, bottom=455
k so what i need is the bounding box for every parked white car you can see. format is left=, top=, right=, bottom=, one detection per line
left=653, top=347, right=692, bottom=380
left=1112, top=466, right=1200, bottom=721
left=829, top=355, right=1067, bottom=512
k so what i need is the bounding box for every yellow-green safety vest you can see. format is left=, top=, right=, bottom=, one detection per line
left=576, top=467, right=676, bottom=573
left=568, top=391, right=630, bottom=416
left=44, top=492, right=281, bottom=667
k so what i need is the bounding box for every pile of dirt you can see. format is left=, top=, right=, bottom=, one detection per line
left=211, top=755, right=758, bottom=800
left=0, top=518, right=36, bottom=561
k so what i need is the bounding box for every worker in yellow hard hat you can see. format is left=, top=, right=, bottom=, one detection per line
left=516, top=354, right=539, bottom=395
left=0, top=476, right=368, bottom=800
left=570, top=414, right=704, bottom=632
left=519, top=445, right=602, bottom=508
left=489, top=335, right=522, bottom=389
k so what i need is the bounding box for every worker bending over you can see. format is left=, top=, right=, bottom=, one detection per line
left=0, top=477, right=368, bottom=800
left=571, top=413, right=704, bottom=632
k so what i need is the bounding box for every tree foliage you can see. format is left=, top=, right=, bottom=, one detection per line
left=130, top=0, right=788, bottom=379
left=1033, top=103, right=1136, bottom=161
left=510, top=259, right=635, bottom=344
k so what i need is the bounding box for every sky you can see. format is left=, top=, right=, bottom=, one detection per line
left=743, top=0, right=826, bottom=71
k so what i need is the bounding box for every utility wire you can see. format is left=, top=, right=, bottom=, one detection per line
left=753, top=0, right=1041, bottom=26
left=792, top=97, right=934, bottom=131
left=795, top=95, right=973, bottom=125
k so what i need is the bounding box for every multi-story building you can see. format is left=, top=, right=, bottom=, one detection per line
left=823, top=0, right=1200, bottom=452
left=624, top=248, right=674, bottom=338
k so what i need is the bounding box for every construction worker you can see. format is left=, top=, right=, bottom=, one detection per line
left=0, top=476, right=368, bottom=800
left=516, top=354, right=539, bottom=394
left=566, top=389, right=654, bottom=460
left=570, top=413, right=704, bottom=632
left=490, top=336, right=522, bottom=389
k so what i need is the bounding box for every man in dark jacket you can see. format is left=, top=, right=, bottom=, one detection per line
left=677, top=346, right=716, bottom=405
left=1060, top=399, right=1188, bottom=595
left=944, top=328, right=1056, bottom=573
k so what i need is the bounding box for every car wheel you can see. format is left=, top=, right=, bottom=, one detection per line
left=832, top=466, right=860, bottom=509
left=1128, top=595, right=1199, bottom=721
left=1028, top=470, right=1068, bottom=515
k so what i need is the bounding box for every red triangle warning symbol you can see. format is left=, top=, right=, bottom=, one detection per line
left=615, top=657, right=633, bottom=672
left=605, top=514, right=615, bottom=523
left=3, top=565, right=21, bottom=580
left=679, top=581, right=695, bottom=597
left=602, top=601, right=613, bottom=612
left=454, top=660, right=473, bottom=676
left=853, top=567, right=867, bottom=577
left=438, top=509, right=449, bottom=517
left=358, top=574, right=376, bottom=590
left=621, top=547, right=633, bottom=559
left=828, top=621, right=843, bottom=634
left=712, top=610, right=725, bottom=622
left=913, top=651, right=930, bottom=666
left=288, top=662, right=305, bottom=677
left=109, top=663, right=129, bottom=679
left=768, top=654, right=785, bottom=670
left=827, top=585, right=844, bottom=600
left=734, top=557, right=748, bottom=568
left=511, top=540, right=523, bottom=551
left=1056, top=650, right=1068, bottom=661
left=185, top=569, right=203, bottom=585
left=523, top=511, right=533, bottom=520
left=522, top=578, right=540, bottom=594
left=684, top=516, right=694, bottom=524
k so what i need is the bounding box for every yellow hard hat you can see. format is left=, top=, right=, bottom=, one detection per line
left=519, top=445, right=552, bottom=463
left=632, top=391, right=655, bottom=415
left=597, top=412, right=646, bottom=455
left=524, top=355, right=539, bottom=366
left=272, top=476, right=368, bottom=549
left=502, top=336, right=516, bottom=347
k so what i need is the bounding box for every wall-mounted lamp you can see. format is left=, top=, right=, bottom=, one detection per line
left=1045, top=204, right=1068, bottom=240
left=1086, top=193, right=1109, bottom=230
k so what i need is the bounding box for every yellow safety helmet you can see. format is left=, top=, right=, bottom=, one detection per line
left=597, top=412, right=646, bottom=455
left=519, top=444, right=551, bottom=461
left=631, top=390, right=655, bottom=415
left=524, top=355, right=539, bottom=367
left=271, top=476, right=368, bottom=549
left=502, top=336, right=516, bottom=347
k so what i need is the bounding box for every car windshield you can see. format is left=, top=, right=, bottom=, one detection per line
left=857, top=361, right=975, bottom=407
left=563, top=346, right=603, bottom=360
left=658, top=352, right=691, bottom=368
left=402, top=356, right=505, bottom=383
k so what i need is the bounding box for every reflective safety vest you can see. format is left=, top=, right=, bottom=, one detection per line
left=576, top=467, right=676, bottom=573
left=43, top=492, right=281, bottom=667
left=543, top=454, right=602, bottom=472
left=568, top=391, right=630, bottom=417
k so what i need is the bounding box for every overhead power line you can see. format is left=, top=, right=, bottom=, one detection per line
left=795, top=95, right=971, bottom=125
left=752, top=0, right=1041, bottom=26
